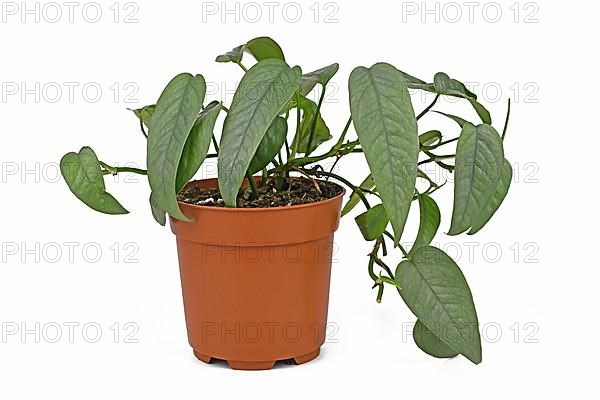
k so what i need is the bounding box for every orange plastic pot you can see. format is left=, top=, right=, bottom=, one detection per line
left=170, top=178, right=345, bottom=370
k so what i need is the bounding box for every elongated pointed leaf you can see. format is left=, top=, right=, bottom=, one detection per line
left=355, top=204, right=388, bottom=241
left=395, top=246, right=482, bottom=364
left=60, top=147, right=128, bottom=214
left=413, top=319, right=459, bottom=359
left=218, top=60, right=301, bottom=206
left=291, top=96, right=332, bottom=154
left=433, top=111, right=469, bottom=128
left=448, top=123, right=504, bottom=235
left=300, top=63, right=339, bottom=95
left=341, top=174, right=375, bottom=217
left=411, top=194, right=440, bottom=252
left=248, top=116, right=287, bottom=174
left=349, top=63, right=419, bottom=245
left=175, top=101, right=222, bottom=190
left=147, top=73, right=206, bottom=221
left=468, top=158, right=512, bottom=234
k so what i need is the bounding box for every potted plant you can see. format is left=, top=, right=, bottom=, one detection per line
left=59, top=37, right=512, bottom=369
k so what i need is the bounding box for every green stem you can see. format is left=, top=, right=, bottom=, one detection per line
left=502, top=98, right=511, bottom=141
left=417, top=94, right=440, bottom=120
left=211, top=135, right=220, bottom=153
left=99, top=161, right=147, bottom=175
left=236, top=62, right=249, bottom=73
left=290, top=90, right=302, bottom=159
left=305, top=87, right=326, bottom=156
left=301, top=167, right=371, bottom=210
left=245, top=171, right=259, bottom=199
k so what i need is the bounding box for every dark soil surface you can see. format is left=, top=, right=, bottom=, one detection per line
left=177, top=177, right=344, bottom=208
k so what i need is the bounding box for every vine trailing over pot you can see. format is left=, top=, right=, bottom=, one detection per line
left=60, top=36, right=513, bottom=365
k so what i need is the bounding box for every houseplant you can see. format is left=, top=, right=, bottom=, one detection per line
left=60, top=36, right=512, bottom=369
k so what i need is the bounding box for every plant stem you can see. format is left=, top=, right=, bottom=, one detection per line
left=301, top=167, right=371, bottom=210
left=236, top=62, right=249, bottom=73
left=139, top=119, right=148, bottom=139
left=99, top=161, right=147, bottom=175
left=417, top=94, right=440, bottom=120
left=211, top=135, right=220, bottom=153
left=290, top=90, right=302, bottom=159
left=245, top=171, right=259, bottom=199
left=305, top=87, right=326, bottom=156
left=502, top=98, right=511, bottom=141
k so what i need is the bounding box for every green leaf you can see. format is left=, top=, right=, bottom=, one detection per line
left=349, top=63, right=419, bottom=245
left=60, top=146, right=128, bottom=215
left=130, top=104, right=155, bottom=128
left=411, top=194, right=440, bottom=252
left=419, top=130, right=442, bottom=147
left=215, top=37, right=285, bottom=66
left=409, top=72, right=491, bottom=124
left=149, top=192, right=166, bottom=226
left=290, top=96, right=332, bottom=154
left=467, top=97, right=492, bottom=124
left=468, top=158, right=512, bottom=234
left=448, top=123, right=505, bottom=235
left=413, top=319, right=459, bottom=359
left=215, top=45, right=244, bottom=63
left=147, top=73, right=206, bottom=221
left=218, top=60, right=301, bottom=206
left=248, top=116, right=288, bottom=174
left=433, top=111, right=470, bottom=128
left=300, top=63, right=339, bottom=95
left=355, top=204, right=388, bottom=241
left=395, top=246, right=482, bottom=364
left=175, top=101, right=222, bottom=190
left=341, top=174, right=375, bottom=217
left=245, top=36, right=285, bottom=61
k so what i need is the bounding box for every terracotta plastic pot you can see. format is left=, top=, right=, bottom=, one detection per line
left=170, top=178, right=345, bottom=370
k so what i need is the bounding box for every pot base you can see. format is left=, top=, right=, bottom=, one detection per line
left=193, top=348, right=321, bottom=370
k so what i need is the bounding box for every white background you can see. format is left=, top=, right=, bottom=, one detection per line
left=0, top=0, right=597, bottom=398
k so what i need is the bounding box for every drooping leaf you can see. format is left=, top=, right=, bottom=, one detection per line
left=419, top=130, right=442, bottom=147
left=60, top=146, right=128, bottom=215
left=215, top=45, right=245, bottom=63
left=147, top=73, right=206, bottom=221
left=175, top=101, right=222, bottom=190
left=413, top=319, right=459, bottom=359
left=448, top=123, right=504, bottom=235
left=468, top=158, right=512, bottom=234
left=395, top=246, right=482, bottom=364
left=300, top=63, right=339, bottom=95
left=355, top=204, right=388, bottom=241
left=341, top=174, right=375, bottom=217
left=248, top=116, right=288, bottom=174
left=409, top=72, right=491, bottom=124
left=411, top=194, right=440, bottom=252
left=290, top=96, right=332, bottom=154
left=149, top=192, right=166, bottom=226
left=130, top=104, right=155, bottom=128
left=349, top=63, right=419, bottom=245
left=218, top=60, right=301, bottom=206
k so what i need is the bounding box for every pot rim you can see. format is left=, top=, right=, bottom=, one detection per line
left=177, top=177, right=346, bottom=213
